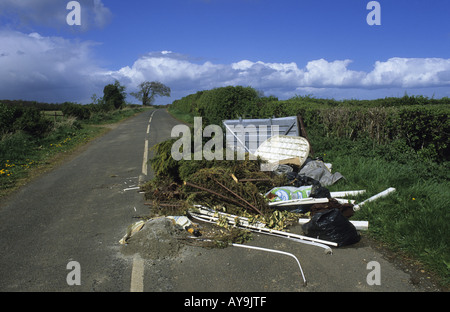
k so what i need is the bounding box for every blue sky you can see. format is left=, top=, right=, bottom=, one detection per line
left=0, top=0, right=449, bottom=104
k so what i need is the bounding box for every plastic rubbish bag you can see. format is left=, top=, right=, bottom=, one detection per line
left=285, top=173, right=331, bottom=199
left=273, top=164, right=294, bottom=175
left=286, top=172, right=320, bottom=187
left=299, top=160, right=344, bottom=186
left=265, top=186, right=312, bottom=202
left=302, top=208, right=361, bottom=247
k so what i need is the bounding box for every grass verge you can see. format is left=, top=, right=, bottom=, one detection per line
left=0, top=106, right=146, bottom=200
left=310, top=135, right=450, bottom=288
left=167, top=106, right=195, bottom=125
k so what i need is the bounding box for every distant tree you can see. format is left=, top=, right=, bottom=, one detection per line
left=103, top=80, right=126, bottom=110
left=131, top=81, right=171, bottom=106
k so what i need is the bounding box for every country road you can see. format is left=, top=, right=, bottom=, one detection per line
left=0, top=109, right=441, bottom=294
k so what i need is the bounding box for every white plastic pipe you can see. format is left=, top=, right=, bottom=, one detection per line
left=329, top=190, right=366, bottom=197
left=190, top=208, right=337, bottom=248
left=190, top=211, right=334, bottom=254
left=232, top=243, right=307, bottom=286
left=353, top=187, right=396, bottom=211
left=194, top=207, right=337, bottom=246
left=268, top=198, right=329, bottom=207
left=298, top=218, right=369, bottom=231
left=334, top=198, right=356, bottom=204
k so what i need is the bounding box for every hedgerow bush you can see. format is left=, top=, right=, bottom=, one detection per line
left=0, top=102, right=16, bottom=135
left=0, top=103, right=52, bottom=137
left=61, top=102, right=91, bottom=120
left=194, top=86, right=260, bottom=125
left=172, top=89, right=449, bottom=162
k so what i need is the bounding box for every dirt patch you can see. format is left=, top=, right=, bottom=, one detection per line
left=120, top=218, right=189, bottom=260
left=119, top=215, right=255, bottom=261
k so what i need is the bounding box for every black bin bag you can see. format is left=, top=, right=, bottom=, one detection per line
left=302, top=208, right=361, bottom=247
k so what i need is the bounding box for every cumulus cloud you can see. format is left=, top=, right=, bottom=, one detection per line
left=363, top=57, right=450, bottom=88
left=0, top=30, right=449, bottom=104
left=113, top=52, right=450, bottom=101
left=112, top=51, right=232, bottom=91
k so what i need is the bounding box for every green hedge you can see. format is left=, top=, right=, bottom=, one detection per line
left=169, top=87, right=449, bottom=162
left=61, top=102, right=91, bottom=120
left=0, top=103, right=51, bottom=137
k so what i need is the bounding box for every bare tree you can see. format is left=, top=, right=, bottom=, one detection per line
left=130, top=81, right=171, bottom=106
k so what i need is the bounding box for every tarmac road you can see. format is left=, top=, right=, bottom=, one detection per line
left=0, top=109, right=442, bottom=295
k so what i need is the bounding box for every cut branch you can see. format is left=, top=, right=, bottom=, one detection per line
left=184, top=181, right=260, bottom=213
left=212, top=178, right=262, bottom=215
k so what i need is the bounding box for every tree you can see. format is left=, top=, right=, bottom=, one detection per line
left=131, top=81, right=171, bottom=106
left=103, top=80, right=126, bottom=110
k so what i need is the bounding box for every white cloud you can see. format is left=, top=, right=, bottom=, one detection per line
left=0, top=30, right=449, bottom=104
left=303, top=59, right=365, bottom=87
left=114, top=53, right=450, bottom=101
left=112, top=52, right=233, bottom=91
left=363, top=57, right=450, bottom=88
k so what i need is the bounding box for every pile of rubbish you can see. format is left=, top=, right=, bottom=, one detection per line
left=127, top=136, right=395, bottom=246
left=119, top=116, right=398, bottom=286
left=122, top=116, right=397, bottom=272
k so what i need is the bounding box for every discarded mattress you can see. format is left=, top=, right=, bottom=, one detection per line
left=299, top=159, right=344, bottom=187
left=254, top=135, right=310, bottom=168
